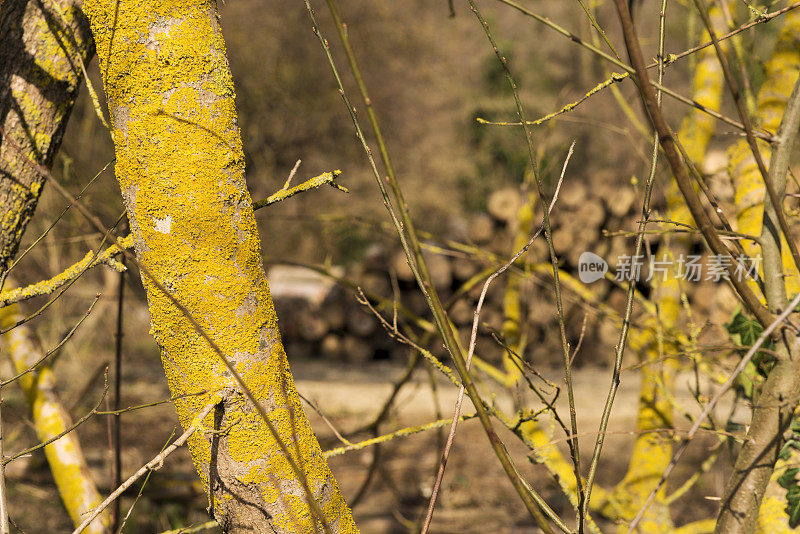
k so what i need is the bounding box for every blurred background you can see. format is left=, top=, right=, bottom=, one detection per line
left=4, top=0, right=796, bottom=531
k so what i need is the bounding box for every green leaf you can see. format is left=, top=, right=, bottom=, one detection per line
left=790, top=503, right=800, bottom=529
left=725, top=310, right=763, bottom=346
left=791, top=418, right=800, bottom=434
left=725, top=310, right=776, bottom=392
left=780, top=441, right=795, bottom=461
left=778, top=466, right=800, bottom=527
left=778, top=468, right=799, bottom=490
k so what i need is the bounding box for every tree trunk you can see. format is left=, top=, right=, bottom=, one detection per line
left=717, top=10, right=800, bottom=533
left=81, top=0, right=357, bottom=531
left=0, top=0, right=95, bottom=274
left=0, top=301, right=110, bottom=533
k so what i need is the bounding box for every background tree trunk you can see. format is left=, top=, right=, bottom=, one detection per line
left=0, top=301, right=110, bottom=533
left=81, top=0, right=357, bottom=531
left=0, top=0, right=95, bottom=275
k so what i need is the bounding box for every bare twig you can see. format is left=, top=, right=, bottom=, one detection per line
left=0, top=399, right=10, bottom=534
left=493, top=0, right=775, bottom=140
left=569, top=314, right=589, bottom=367
left=627, top=291, right=800, bottom=532
left=5, top=380, right=108, bottom=465
left=310, top=0, right=560, bottom=528
left=673, top=2, right=799, bottom=64
left=355, top=290, right=461, bottom=388
left=611, top=0, right=772, bottom=328
left=72, top=401, right=217, bottom=534
left=282, top=159, right=302, bottom=190
left=484, top=0, right=799, bottom=137
left=463, top=2, right=583, bottom=529
left=111, top=250, right=126, bottom=531
left=421, top=142, right=573, bottom=534
left=691, top=0, right=800, bottom=275
left=1, top=295, right=100, bottom=388
left=581, top=1, right=667, bottom=522
left=298, top=392, right=351, bottom=446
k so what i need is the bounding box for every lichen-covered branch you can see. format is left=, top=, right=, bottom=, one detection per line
left=0, top=302, right=109, bottom=533
left=0, top=234, right=130, bottom=307
left=252, top=170, right=346, bottom=210
left=80, top=0, right=356, bottom=531
left=0, top=0, right=95, bottom=275
left=0, top=169, right=340, bottom=309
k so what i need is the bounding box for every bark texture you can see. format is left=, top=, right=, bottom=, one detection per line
left=728, top=10, right=800, bottom=298
left=718, top=11, right=800, bottom=533
left=0, top=0, right=95, bottom=274
left=81, top=0, right=357, bottom=532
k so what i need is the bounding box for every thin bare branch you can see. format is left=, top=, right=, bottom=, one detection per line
left=627, top=291, right=800, bottom=532
left=421, top=141, right=573, bottom=534
left=72, top=401, right=218, bottom=534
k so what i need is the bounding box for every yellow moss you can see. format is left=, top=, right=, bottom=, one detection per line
left=81, top=0, right=356, bottom=529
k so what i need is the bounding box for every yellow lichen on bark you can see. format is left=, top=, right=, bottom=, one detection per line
left=0, top=0, right=95, bottom=274
left=729, top=9, right=800, bottom=297
left=724, top=12, right=800, bottom=529
left=81, top=0, right=356, bottom=531
left=598, top=8, right=728, bottom=531
left=754, top=493, right=797, bottom=533
left=0, top=303, right=109, bottom=533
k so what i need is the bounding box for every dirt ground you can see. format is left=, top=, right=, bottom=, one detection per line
left=3, top=357, right=741, bottom=533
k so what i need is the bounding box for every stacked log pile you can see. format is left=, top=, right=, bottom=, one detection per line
left=269, top=181, right=735, bottom=367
